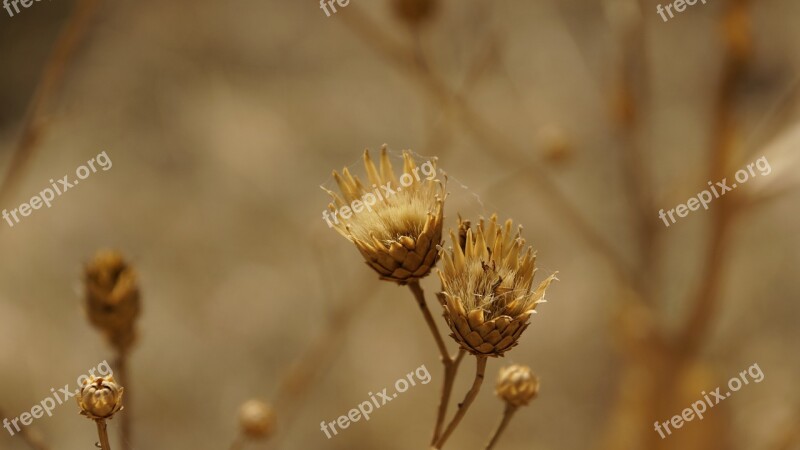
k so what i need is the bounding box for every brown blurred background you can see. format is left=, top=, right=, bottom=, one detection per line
left=0, top=0, right=799, bottom=449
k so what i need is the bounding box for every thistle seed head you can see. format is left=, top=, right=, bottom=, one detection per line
left=238, top=400, right=276, bottom=439
left=84, top=250, right=140, bottom=353
left=324, top=146, right=445, bottom=284
left=496, top=365, right=539, bottom=407
left=77, top=375, right=124, bottom=420
left=437, top=215, right=557, bottom=357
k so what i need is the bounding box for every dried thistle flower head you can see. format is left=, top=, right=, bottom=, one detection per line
left=324, top=146, right=445, bottom=284
left=391, top=0, right=438, bottom=27
left=496, top=365, right=539, bottom=407
left=77, top=375, right=124, bottom=420
left=238, top=400, right=277, bottom=439
left=84, top=249, right=140, bottom=353
left=437, top=215, right=557, bottom=357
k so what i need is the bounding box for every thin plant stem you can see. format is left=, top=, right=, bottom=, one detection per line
left=406, top=280, right=466, bottom=445
left=95, top=419, right=112, bottom=450
left=114, top=351, right=131, bottom=450
left=433, top=356, right=488, bottom=450
left=485, top=403, right=519, bottom=450
left=407, top=280, right=451, bottom=363
left=431, top=349, right=465, bottom=445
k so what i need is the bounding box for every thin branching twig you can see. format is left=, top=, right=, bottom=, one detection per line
left=432, top=356, right=487, bottom=450
left=485, top=403, right=519, bottom=450
left=0, top=0, right=103, bottom=206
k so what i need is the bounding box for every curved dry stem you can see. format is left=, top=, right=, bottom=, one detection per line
left=408, top=280, right=451, bottom=364
left=433, top=356, right=487, bottom=449
left=95, top=419, right=112, bottom=450
left=485, top=403, right=519, bottom=450
left=431, top=349, right=466, bottom=445
left=114, top=351, right=131, bottom=450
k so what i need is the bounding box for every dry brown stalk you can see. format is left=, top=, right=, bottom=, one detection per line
left=113, top=353, right=131, bottom=449
left=431, top=348, right=466, bottom=445
left=432, top=356, right=488, bottom=449
left=484, top=403, right=518, bottom=450
left=0, top=0, right=102, bottom=207
left=407, top=279, right=464, bottom=444
left=95, top=420, right=112, bottom=450
left=408, top=280, right=451, bottom=364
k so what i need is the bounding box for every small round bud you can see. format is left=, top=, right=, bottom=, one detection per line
left=495, top=365, right=539, bottom=407
left=537, top=124, right=571, bottom=165
left=238, top=400, right=276, bottom=439
left=77, top=376, right=124, bottom=420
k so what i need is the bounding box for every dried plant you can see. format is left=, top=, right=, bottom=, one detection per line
left=83, top=250, right=140, bottom=450
left=486, top=365, right=540, bottom=450
left=76, top=375, right=124, bottom=450
left=324, top=148, right=558, bottom=449
left=229, top=400, right=276, bottom=450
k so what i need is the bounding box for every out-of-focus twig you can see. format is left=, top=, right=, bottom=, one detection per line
left=266, top=274, right=380, bottom=448
left=0, top=407, right=49, bottom=450
left=338, top=4, right=638, bottom=292
left=606, top=0, right=658, bottom=294
left=0, top=0, right=103, bottom=206
left=677, top=0, right=752, bottom=356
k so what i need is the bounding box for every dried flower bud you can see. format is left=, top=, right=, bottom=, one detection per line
left=495, top=365, right=539, bottom=407
left=84, top=250, right=140, bottom=352
left=238, top=400, right=276, bottom=439
left=437, top=215, right=557, bottom=357
left=77, top=376, right=124, bottom=420
left=391, top=0, right=437, bottom=27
